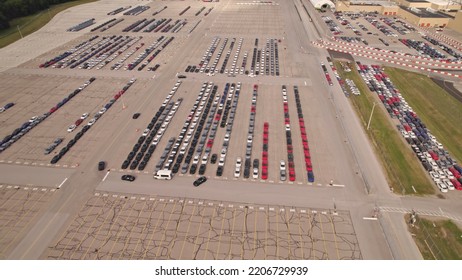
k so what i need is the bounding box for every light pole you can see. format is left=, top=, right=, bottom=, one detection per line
left=17, top=25, right=23, bottom=39
left=367, top=102, right=377, bottom=130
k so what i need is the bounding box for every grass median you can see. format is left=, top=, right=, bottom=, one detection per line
left=0, top=0, right=97, bottom=49
left=384, top=67, right=462, bottom=164
left=334, top=60, right=434, bottom=195
left=407, top=215, right=462, bottom=259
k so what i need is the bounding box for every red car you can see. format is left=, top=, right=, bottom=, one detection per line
left=450, top=179, right=462, bottom=190
left=75, top=119, right=83, bottom=126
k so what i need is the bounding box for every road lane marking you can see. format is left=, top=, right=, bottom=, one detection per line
left=57, top=178, right=68, bottom=189
left=102, top=171, right=110, bottom=182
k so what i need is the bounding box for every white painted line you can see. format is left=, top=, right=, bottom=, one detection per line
left=363, top=217, right=378, bottom=221
left=269, top=207, right=275, bottom=211
left=149, top=198, right=155, bottom=201
left=41, top=188, right=47, bottom=192
left=131, top=196, right=136, bottom=200
left=300, top=209, right=306, bottom=213
left=102, top=171, right=110, bottom=182
left=280, top=208, right=285, bottom=212
left=332, top=184, right=345, bottom=187
left=412, top=186, right=417, bottom=193
left=15, top=162, right=21, bottom=164
left=57, top=177, right=68, bottom=189
left=312, top=210, right=317, bottom=213
left=188, top=200, right=193, bottom=204
left=103, top=193, right=108, bottom=197
left=95, top=193, right=100, bottom=196
left=269, top=180, right=274, bottom=183
left=112, top=194, right=118, bottom=198
left=140, top=197, right=146, bottom=200
left=159, top=198, right=165, bottom=202
left=290, top=209, right=295, bottom=212
left=321, top=211, right=327, bottom=214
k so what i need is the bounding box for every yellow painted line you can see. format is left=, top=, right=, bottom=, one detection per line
left=203, top=204, right=219, bottom=259
left=107, top=199, right=138, bottom=258
left=0, top=190, right=51, bottom=256
left=167, top=201, right=186, bottom=259
left=240, top=207, right=248, bottom=259
left=329, top=214, right=340, bottom=260
left=253, top=207, right=258, bottom=259
left=191, top=204, right=208, bottom=259
left=116, top=199, right=146, bottom=259
left=155, top=199, right=178, bottom=258
left=129, top=197, right=158, bottom=260
left=276, top=209, right=279, bottom=259
left=179, top=203, right=197, bottom=259
left=142, top=200, right=168, bottom=259
left=306, top=211, right=314, bottom=259
left=265, top=208, right=268, bottom=260
left=318, top=213, right=329, bottom=260
left=297, top=211, right=305, bottom=259
left=214, top=206, right=227, bottom=260
left=227, top=208, right=237, bottom=260
left=285, top=208, right=292, bottom=259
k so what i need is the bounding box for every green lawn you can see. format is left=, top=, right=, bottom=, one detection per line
left=334, top=61, right=434, bottom=195
left=385, top=67, right=462, bottom=164
left=0, top=0, right=97, bottom=49
left=407, top=215, right=462, bottom=259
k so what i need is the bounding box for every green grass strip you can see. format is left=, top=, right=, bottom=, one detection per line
left=0, top=0, right=97, bottom=49
left=385, top=67, right=462, bottom=164
left=334, top=60, right=434, bottom=195
left=408, top=215, right=462, bottom=259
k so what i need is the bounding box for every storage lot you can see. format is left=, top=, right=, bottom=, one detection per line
left=0, top=185, right=57, bottom=258
left=322, top=11, right=462, bottom=61
left=45, top=191, right=362, bottom=260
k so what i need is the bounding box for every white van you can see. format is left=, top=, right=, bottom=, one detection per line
left=154, top=169, right=172, bottom=180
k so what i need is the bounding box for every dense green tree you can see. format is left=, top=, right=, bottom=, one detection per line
left=0, top=0, right=79, bottom=30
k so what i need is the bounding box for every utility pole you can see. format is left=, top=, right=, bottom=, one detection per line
left=17, top=25, right=23, bottom=39
left=367, top=102, right=377, bottom=130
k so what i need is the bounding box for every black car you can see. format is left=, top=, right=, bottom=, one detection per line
left=216, top=166, right=223, bottom=176
left=210, top=154, right=217, bottom=164
left=193, top=176, right=207, bottom=187
left=178, top=75, right=186, bottom=79
left=121, top=174, right=135, bottom=181
left=132, top=113, right=141, bottom=119
left=198, top=164, right=206, bottom=175
left=98, top=161, right=106, bottom=171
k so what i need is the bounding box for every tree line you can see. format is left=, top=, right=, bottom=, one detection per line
left=0, top=0, right=80, bottom=30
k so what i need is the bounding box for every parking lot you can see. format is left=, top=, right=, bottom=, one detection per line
left=321, top=11, right=462, bottom=62
left=45, top=191, right=362, bottom=260
left=0, top=185, right=57, bottom=258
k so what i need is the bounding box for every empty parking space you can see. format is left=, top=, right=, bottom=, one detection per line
left=45, top=192, right=362, bottom=260
left=0, top=185, right=57, bottom=258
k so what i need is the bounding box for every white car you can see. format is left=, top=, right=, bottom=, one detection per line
left=218, top=157, right=225, bottom=167
left=252, top=168, right=259, bottom=179
left=99, top=108, right=107, bottom=114
left=247, top=135, right=253, bottom=143
left=81, top=113, right=89, bottom=120
left=67, top=124, right=77, bottom=132
left=234, top=166, right=240, bottom=178
left=142, top=129, right=150, bottom=136
left=193, top=155, right=200, bottom=165
left=87, top=118, right=96, bottom=126
left=29, top=116, right=38, bottom=123
left=429, top=171, right=440, bottom=183
left=285, top=124, right=290, bottom=131
left=442, top=179, right=454, bottom=191
left=443, top=169, right=454, bottom=180
left=437, top=182, right=448, bottom=193
left=236, top=157, right=242, bottom=169
left=280, top=160, right=286, bottom=171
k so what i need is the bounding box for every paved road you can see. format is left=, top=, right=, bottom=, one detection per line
left=1, top=0, right=461, bottom=260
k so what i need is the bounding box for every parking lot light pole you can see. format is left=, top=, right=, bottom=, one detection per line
left=367, top=102, right=377, bottom=130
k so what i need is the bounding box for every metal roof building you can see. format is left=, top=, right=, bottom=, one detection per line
left=310, top=0, right=336, bottom=10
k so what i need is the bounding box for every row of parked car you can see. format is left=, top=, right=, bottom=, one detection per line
left=109, top=37, right=144, bottom=70
left=356, top=63, right=462, bottom=192
left=127, top=36, right=174, bottom=71
left=399, top=39, right=446, bottom=60
left=320, top=62, right=333, bottom=86
left=179, top=6, right=190, bottom=16
left=322, top=16, right=342, bottom=36
left=107, top=6, right=131, bottom=16
left=44, top=138, right=63, bottom=155
left=234, top=84, right=258, bottom=179
left=293, top=86, right=315, bottom=183
left=51, top=78, right=136, bottom=164
left=422, top=36, right=462, bottom=61
left=364, top=16, right=397, bottom=37
left=0, top=102, right=14, bottom=113
left=67, top=112, right=89, bottom=132
left=121, top=80, right=182, bottom=170
left=67, top=18, right=95, bottom=32
left=261, top=122, right=269, bottom=180
left=282, top=85, right=296, bottom=182
left=0, top=78, right=96, bottom=153
left=124, top=5, right=150, bottom=16
left=325, top=57, right=350, bottom=97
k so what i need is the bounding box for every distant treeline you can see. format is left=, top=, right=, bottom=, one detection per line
left=0, top=0, right=79, bottom=29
